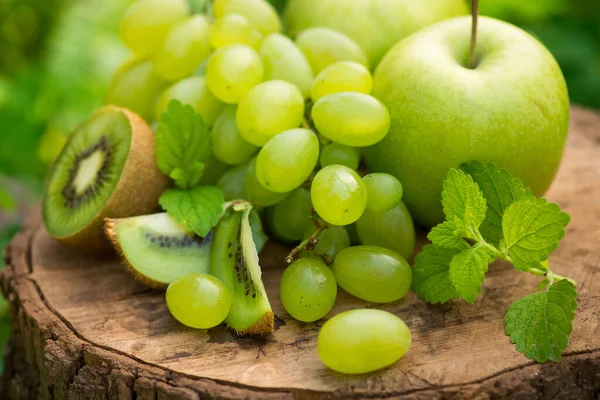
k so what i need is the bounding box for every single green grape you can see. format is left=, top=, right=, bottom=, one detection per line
left=269, top=187, right=313, bottom=243
left=212, top=106, right=258, bottom=165
left=243, top=157, right=288, bottom=206
left=311, top=165, right=367, bottom=226
left=198, top=154, right=230, bottom=185
left=255, top=128, right=318, bottom=193
left=210, top=14, right=263, bottom=50
left=332, top=245, right=412, bottom=303
left=362, top=173, right=403, bottom=212
left=311, top=61, right=373, bottom=102
left=236, top=80, right=305, bottom=146
left=206, top=44, right=263, bottom=104
left=317, top=309, right=412, bottom=374
left=153, top=16, right=211, bottom=81
left=155, top=76, right=224, bottom=125
left=302, top=224, right=350, bottom=259
left=166, top=273, right=231, bottom=329
left=355, top=202, right=416, bottom=260
left=312, top=92, right=390, bottom=147
left=213, top=0, right=281, bottom=35
left=120, top=0, right=189, bottom=57
left=217, top=162, right=248, bottom=201
left=260, top=33, right=313, bottom=98
left=106, top=58, right=167, bottom=122
left=280, top=257, right=337, bottom=322
left=295, top=27, right=368, bottom=74
left=319, top=143, right=361, bottom=170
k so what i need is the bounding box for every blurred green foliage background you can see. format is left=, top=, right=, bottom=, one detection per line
left=0, top=0, right=598, bottom=372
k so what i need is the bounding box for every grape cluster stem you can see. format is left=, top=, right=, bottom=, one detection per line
left=285, top=224, right=326, bottom=264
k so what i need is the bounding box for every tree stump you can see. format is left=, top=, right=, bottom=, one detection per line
left=2, top=107, right=600, bottom=400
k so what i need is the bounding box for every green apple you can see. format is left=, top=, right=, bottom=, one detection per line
left=364, top=16, right=569, bottom=227
left=284, top=0, right=469, bottom=67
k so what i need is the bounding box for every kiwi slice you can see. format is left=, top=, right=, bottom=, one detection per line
left=210, top=204, right=273, bottom=335
left=105, top=213, right=211, bottom=288
left=42, top=106, right=169, bottom=252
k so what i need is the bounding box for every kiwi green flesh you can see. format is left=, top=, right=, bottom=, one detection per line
left=106, top=213, right=211, bottom=286
left=248, top=209, right=268, bottom=253
left=210, top=207, right=273, bottom=335
left=43, top=109, right=131, bottom=238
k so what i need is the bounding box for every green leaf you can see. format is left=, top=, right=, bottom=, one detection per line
left=441, top=168, right=487, bottom=236
left=449, top=247, right=491, bottom=304
left=460, top=161, right=532, bottom=245
left=537, top=278, right=551, bottom=291
left=156, top=100, right=212, bottom=189
left=169, top=163, right=205, bottom=189
left=505, top=279, right=577, bottom=363
left=427, top=220, right=467, bottom=250
left=159, top=186, right=225, bottom=237
left=502, top=197, right=570, bottom=271
left=411, top=244, right=458, bottom=304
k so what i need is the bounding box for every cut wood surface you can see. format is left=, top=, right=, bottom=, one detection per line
left=2, top=107, right=600, bottom=399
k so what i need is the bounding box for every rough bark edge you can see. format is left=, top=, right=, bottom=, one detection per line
left=0, top=109, right=599, bottom=399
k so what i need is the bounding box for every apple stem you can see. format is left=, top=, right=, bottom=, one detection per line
left=468, top=0, right=480, bottom=69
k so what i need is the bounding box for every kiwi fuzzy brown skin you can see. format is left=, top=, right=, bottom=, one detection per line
left=230, top=311, right=275, bottom=336
left=48, top=106, right=170, bottom=253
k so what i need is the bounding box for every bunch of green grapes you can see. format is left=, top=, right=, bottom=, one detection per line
left=111, top=0, right=414, bottom=374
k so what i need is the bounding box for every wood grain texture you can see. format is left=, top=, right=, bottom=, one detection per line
left=2, top=107, right=600, bottom=399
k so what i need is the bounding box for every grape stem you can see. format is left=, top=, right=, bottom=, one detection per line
left=468, top=0, right=480, bottom=69
left=302, top=117, right=312, bottom=130
left=285, top=224, right=327, bottom=264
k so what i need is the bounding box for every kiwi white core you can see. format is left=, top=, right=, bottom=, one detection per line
left=73, top=150, right=106, bottom=194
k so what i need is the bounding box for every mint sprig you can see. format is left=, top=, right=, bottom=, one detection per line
left=413, top=161, right=577, bottom=362
left=461, top=160, right=531, bottom=245
left=156, top=99, right=212, bottom=189
left=449, top=246, right=492, bottom=304
left=159, top=187, right=224, bottom=237
left=412, top=245, right=458, bottom=304
left=155, top=99, right=224, bottom=237
left=441, top=169, right=487, bottom=237
left=502, top=196, right=570, bottom=271
left=505, top=279, right=577, bottom=363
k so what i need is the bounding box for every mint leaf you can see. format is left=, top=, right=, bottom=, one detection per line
left=159, top=186, right=225, bottom=237
left=449, top=247, right=491, bottom=304
left=441, top=169, right=487, bottom=236
left=460, top=161, right=531, bottom=245
left=502, top=197, right=570, bottom=271
left=505, top=279, right=577, bottom=362
left=537, top=278, right=551, bottom=291
left=412, top=245, right=458, bottom=304
left=427, top=220, right=467, bottom=250
left=169, top=164, right=205, bottom=189
left=156, top=100, right=212, bottom=189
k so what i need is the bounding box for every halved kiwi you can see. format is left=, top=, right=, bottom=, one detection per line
left=42, top=106, right=169, bottom=252
left=105, top=213, right=211, bottom=288
left=210, top=204, right=273, bottom=335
